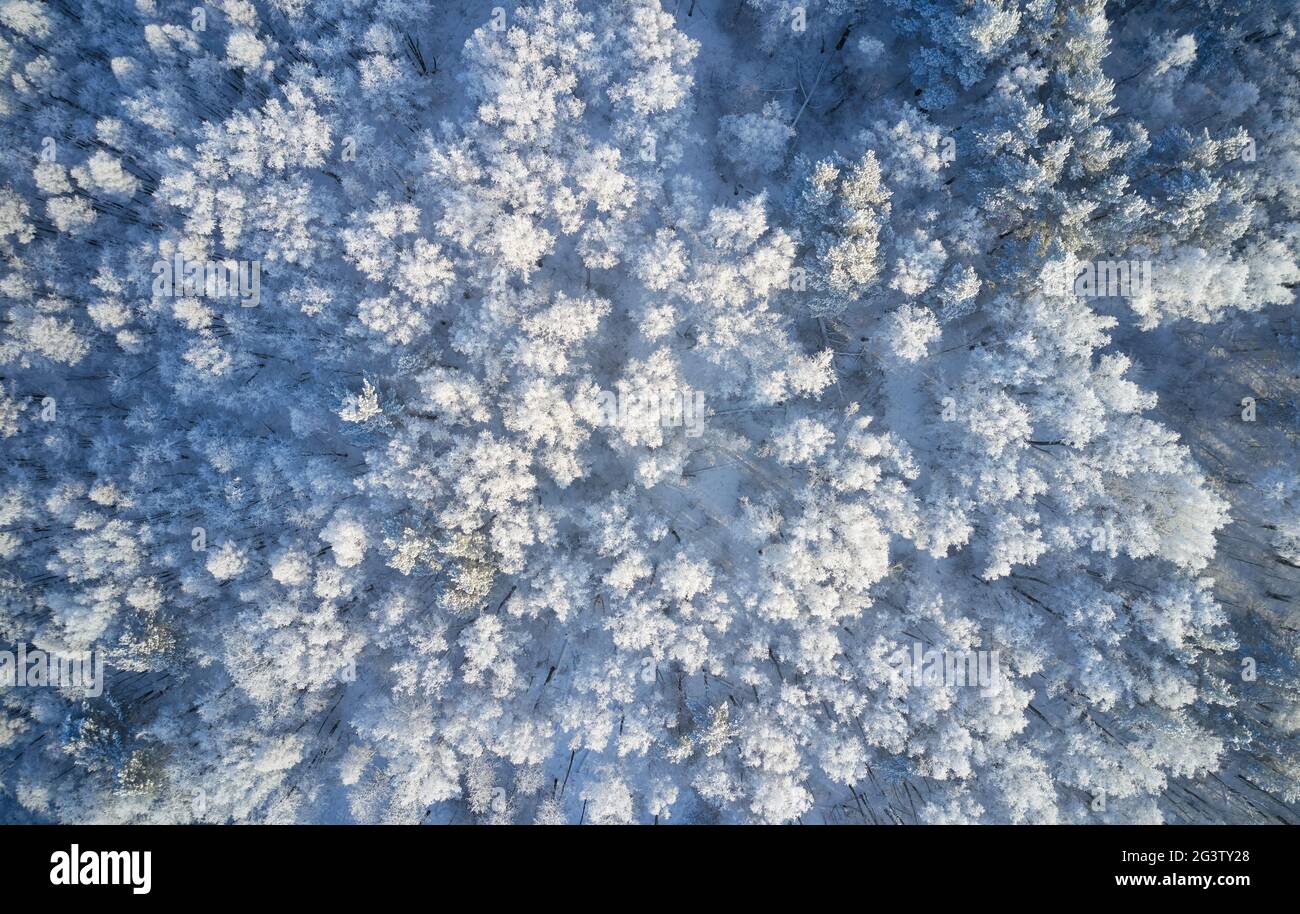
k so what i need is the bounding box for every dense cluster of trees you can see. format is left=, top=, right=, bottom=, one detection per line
left=0, top=0, right=1297, bottom=823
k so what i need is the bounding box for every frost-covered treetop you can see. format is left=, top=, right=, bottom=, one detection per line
left=0, top=0, right=1297, bottom=825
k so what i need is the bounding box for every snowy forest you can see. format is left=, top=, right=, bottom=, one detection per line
left=0, top=0, right=1298, bottom=825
